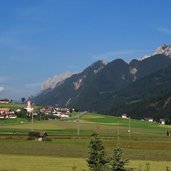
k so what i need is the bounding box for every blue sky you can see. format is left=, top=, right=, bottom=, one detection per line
left=0, top=0, right=171, bottom=100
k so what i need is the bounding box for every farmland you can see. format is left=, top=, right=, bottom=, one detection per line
left=0, top=112, right=171, bottom=170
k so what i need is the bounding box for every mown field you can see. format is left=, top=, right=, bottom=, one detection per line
left=0, top=112, right=171, bottom=170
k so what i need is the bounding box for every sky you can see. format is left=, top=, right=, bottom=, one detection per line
left=0, top=0, right=171, bottom=100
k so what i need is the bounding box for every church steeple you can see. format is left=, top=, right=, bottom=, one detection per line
left=25, top=97, right=33, bottom=113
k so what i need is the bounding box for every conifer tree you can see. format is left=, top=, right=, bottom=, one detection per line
left=87, top=133, right=107, bottom=171
left=109, top=147, right=128, bottom=171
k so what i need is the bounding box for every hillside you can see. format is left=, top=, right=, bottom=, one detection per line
left=33, top=44, right=171, bottom=119
left=103, top=63, right=171, bottom=117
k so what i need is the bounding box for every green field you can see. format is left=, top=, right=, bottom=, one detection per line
left=0, top=112, right=171, bottom=170
left=0, top=154, right=171, bottom=171
left=0, top=102, right=40, bottom=110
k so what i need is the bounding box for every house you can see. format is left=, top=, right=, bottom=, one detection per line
left=148, top=118, right=154, bottom=122
left=0, top=114, right=17, bottom=119
left=0, top=108, right=17, bottom=119
left=16, top=109, right=21, bottom=112
left=60, top=114, right=69, bottom=118
left=144, top=118, right=154, bottom=122
left=53, top=112, right=61, bottom=117
left=36, top=132, right=48, bottom=142
left=160, top=119, right=165, bottom=125
left=0, top=108, right=10, bottom=114
left=121, top=114, right=128, bottom=119
left=8, top=114, right=17, bottom=119
left=0, top=98, right=9, bottom=103
left=0, top=115, right=4, bottom=119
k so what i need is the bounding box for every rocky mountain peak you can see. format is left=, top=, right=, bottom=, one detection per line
left=42, top=72, right=75, bottom=90
left=153, top=44, right=171, bottom=57
left=82, top=60, right=107, bottom=75
left=139, top=44, right=171, bottom=61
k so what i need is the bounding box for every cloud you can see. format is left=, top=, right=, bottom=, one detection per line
left=0, top=87, right=5, bottom=93
left=157, top=27, right=171, bottom=36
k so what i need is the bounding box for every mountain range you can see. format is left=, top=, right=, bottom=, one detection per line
left=33, top=44, right=171, bottom=119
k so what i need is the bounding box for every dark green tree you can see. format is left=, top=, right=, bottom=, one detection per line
left=21, top=97, right=26, bottom=104
left=109, top=147, right=128, bottom=171
left=87, top=133, right=107, bottom=171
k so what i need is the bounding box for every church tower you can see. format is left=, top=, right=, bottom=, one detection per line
left=25, top=97, right=33, bottom=113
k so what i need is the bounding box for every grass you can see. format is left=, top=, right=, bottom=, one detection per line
left=0, top=112, right=171, bottom=170
left=1, top=112, right=170, bottom=136
left=81, top=113, right=169, bottom=130
left=0, top=103, right=25, bottom=110
left=0, top=118, right=27, bottom=124
left=128, top=160, right=171, bottom=171
left=0, top=137, right=170, bottom=161
left=0, top=154, right=87, bottom=171
left=0, top=102, right=40, bottom=110
left=0, top=154, right=171, bottom=171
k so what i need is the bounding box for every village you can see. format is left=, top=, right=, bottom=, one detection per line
left=0, top=97, right=167, bottom=126
left=0, top=97, right=74, bottom=120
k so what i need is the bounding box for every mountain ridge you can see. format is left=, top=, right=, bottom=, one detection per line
left=33, top=44, right=171, bottom=119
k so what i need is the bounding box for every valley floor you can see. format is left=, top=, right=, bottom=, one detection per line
left=0, top=113, right=171, bottom=170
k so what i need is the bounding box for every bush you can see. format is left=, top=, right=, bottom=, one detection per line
left=28, top=131, right=40, bottom=138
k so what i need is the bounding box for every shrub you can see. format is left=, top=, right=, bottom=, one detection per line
left=28, top=131, right=41, bottom=140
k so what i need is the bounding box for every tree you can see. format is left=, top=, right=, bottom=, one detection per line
left=21, top=97, right=26, bottom=104
left=87, top=133, right=107, bottom=171
left=109, top=147, right=128, bottom=171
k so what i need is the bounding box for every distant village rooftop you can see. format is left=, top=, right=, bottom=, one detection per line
left=0, top=98, right=9, bottom=103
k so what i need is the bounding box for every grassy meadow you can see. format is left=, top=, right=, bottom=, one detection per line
left=0, top=103, right=40, bottom=110
left=0, top=154, right=171, bottom=171
left=0, top=112, right=171, bottom=170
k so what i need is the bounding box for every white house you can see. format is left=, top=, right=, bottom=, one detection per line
left=60, top=114, right=69, bottom=118
left=160, top=119, right=165, bottom=125
left=8, top=114, right=17, bottom=119
left=121, top=114, right=128, bottom=119
left=0, top=98, right=9, bottom=103
left=16, top=109, right=21, bottom=112
left=148, top=118, right=154, bottom=122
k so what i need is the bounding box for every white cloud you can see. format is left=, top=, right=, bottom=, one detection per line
left=0, top=87, right=5, bottom=93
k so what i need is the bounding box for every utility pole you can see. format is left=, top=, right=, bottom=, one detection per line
left=77, top=112, right=80, bottom=137
left=117, top=118, right=120, bottom=147
left=31, top=112, right=34, bottom=131
left=128, top=116, right=131, bottom=137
